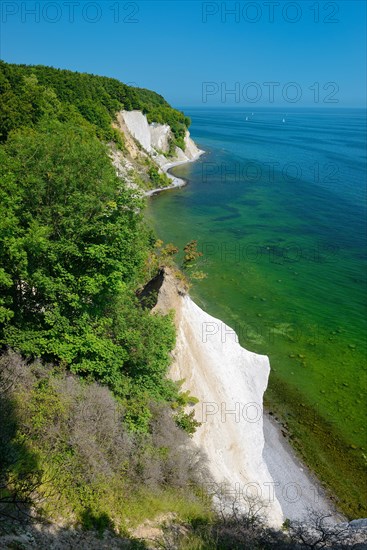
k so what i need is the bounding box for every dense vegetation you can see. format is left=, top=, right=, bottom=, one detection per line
left=1, top=61, right=361, bottom=548
left=0, top=116, right=179, bottom=424
left=0, top=352, right=209, bottom=535
left=0, top=60, right=206, bottom=534
left=0, top=60, right=190, bottom=149
left=0, top=61, right=196, bottom=427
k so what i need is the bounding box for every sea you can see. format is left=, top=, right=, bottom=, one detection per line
left=145, top=107, right=367, bottom=505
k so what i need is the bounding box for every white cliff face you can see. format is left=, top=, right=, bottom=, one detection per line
left=155, top=270, right=284, bottom=528
left=119, top=109, right=204, bottom=195
left=122, top=110, right=153, bottom=153
left=121, top=110, right=203, bottom=163
left=150, top=122, right=171, bottom=151
left=184, top=131, right=202, bottom=160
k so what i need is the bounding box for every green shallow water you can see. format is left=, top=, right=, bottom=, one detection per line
left=145, top=108, right=367, bottom=514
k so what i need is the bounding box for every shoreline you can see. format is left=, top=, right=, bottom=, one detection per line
left=186, top=292, right=345, bottom=522
left=146, top=142, right=349, bottom=523
left=153, top=266, right=341, bottom=524
left=145, top=148, right=205, bottom=197
left=263, top=412, right=343, bottom=522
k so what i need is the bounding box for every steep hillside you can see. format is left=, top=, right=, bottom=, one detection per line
left=110, top=109, right=203, bottom=194
left=0, top=61, right=190, bottom=148
left=0, top=61, right=210, bottom=537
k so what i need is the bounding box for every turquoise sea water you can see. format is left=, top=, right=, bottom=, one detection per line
left=146, top=108, right=366, bottom=480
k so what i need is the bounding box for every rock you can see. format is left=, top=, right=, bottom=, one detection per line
left=122, top=110, right=153, bottom=153
left=349, top=518, right=367, bottom=528
left=154, top=268, right=284, bottom=528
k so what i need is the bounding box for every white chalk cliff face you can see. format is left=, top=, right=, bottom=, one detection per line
left=150, top=122, right=171, bottom=151
left=121, top=110, right=203, bottom=166
left=122, top=110, right=153, bottom=153
left=155, top=270, right=284, bottom=528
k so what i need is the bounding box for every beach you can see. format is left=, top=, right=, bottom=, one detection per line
left=144, top=149, right=205, bottom=196
left=263, top=413, right=341, bottom=522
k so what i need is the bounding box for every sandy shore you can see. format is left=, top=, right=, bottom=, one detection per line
left=263, top=413, right=343, bottom=522
left=145, top=149, right=205, bottom=197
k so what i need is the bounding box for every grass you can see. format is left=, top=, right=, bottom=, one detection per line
left=119, top=488, right=213, bottom=529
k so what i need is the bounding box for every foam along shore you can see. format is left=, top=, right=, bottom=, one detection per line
left=120, top=110, right=205, bottom=196
left=154, top=268, right=340, bottom=528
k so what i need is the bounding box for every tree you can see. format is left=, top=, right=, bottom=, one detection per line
left=0, top=120, right=171, bottom=391
left=0, top=61, right=191, bottom=148
left=289, top=510, right=351, bottom=549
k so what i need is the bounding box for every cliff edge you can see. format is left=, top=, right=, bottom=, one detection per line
left=111, top=110, right=204, bottom=195
left=154, top=268, right=285, bottom=528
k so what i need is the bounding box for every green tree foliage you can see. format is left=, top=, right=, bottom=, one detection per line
left=148, top=165, right=171, bottom=188
left=0, top=71, right=61, bottom=141
left=0, top=61, right=198, bottom=437
left=0, top=60, right=190, bottom=148
left=0, top=117, right=176, bottom=428
left=0, top=60, right=206, bottom=532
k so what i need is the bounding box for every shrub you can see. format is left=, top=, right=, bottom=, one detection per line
left=0, top=352, right=210, bottom=529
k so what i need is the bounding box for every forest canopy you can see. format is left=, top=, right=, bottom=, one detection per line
left=0, top=61, right=189, bottom=433
left=0, top=60, right=190, bottom=148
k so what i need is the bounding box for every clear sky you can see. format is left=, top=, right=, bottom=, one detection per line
left=0, top=0, right=366, bottom=108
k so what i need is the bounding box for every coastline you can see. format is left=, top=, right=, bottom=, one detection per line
left=145, top=148, right=205, bottom=197
left=263, top=412, right=342, bottom=522
left=153, top=266, right=340, bottom=525
left=138, top=120, right=359, bottom=521
left=145, top=146, right=335, bottom=521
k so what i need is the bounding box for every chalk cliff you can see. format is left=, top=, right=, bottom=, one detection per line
left=120, top=109, right=202, bottom=162
left=110, top=110, right=204, bottom=195
left=154, top=269, right=284, bottom=528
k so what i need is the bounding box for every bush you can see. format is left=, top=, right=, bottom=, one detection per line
left=0, top=351, right=210, bottom=530
left=148, top=165, right=171, bottom=189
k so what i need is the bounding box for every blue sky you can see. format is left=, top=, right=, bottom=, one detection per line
left=0, top=0, right=365, bottom=108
